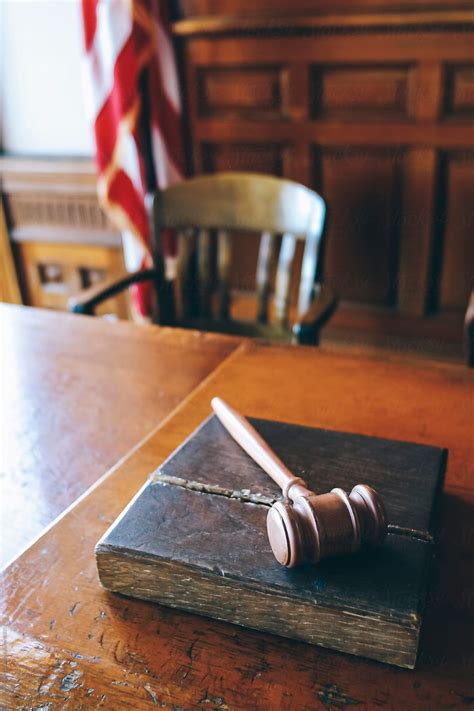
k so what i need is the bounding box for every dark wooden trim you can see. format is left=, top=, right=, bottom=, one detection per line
left=186, top=32, right=474, bottom=62
left=193, top=121, right=473, bottom=148
left=328, top=301, right=465, bottom=341
left=174, top=11, right=474, bottom=37
left=398, top=149, right=438, bottom=316
left=178, top=0, right=474, bottom=15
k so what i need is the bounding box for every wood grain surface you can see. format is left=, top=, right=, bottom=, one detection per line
left=1, top=339, right=473, bottom=708
left=0, top=304, right=238, bottom=566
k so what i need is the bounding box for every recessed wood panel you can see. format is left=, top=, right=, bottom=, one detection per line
left=315, top=147, right=403, bottom=305
left=445, top=65, right=474, bottom=119
left=15, top=241, right=128, bottom=317
left=311, top=65, right=412, bottom=120
left=197, top=66, right=286, bottom=119
left=439, top=152, right=474, bottom=310
left=201, top=143, right=285, bottom=175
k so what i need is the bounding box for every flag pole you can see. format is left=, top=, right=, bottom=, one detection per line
left=137, top=67, right=157, bottom=193
left=137, top=66, right=175, bottom=324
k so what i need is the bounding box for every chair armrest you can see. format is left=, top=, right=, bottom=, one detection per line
left=464, top=288, right=474, bottom=367
left=292, top=284, right=339, bottom=346
left=68, top=268, right=158, bottom=315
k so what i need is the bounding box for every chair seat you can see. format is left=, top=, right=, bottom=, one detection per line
left=179, top=290, right=294, bottom=342
left=179, top=318, right=292, bottom=343
left=179, top=287, right=336, bottom=344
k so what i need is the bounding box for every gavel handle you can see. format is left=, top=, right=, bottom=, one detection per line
left=211, top=397, right=305, bottom=495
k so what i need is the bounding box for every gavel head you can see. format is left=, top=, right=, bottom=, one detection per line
left=266, top=484, right=388, bottom=568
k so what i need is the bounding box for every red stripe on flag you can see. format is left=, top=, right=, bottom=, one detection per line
left=130, top=256, right=154, bottom=317
left=94, top=23, right=149, bottom=172
left=81, top=0, right=99, bottom=52
left=108, top=169, right=149, bottom=241
left=147, top=60, right=185, bottom=176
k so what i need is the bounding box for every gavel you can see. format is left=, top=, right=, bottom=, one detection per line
left=211, top=397, right=388, bottom=568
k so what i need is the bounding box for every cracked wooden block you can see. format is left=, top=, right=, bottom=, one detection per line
left=96, top=414, right=446, bottom=669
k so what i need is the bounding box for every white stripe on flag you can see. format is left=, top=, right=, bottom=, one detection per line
left=151, top=124, right=183, bottom=187
left=154, top=20, right=181, bottom=113
left=83, top=0, right=132, bottom=120
left=122, top=228, right=146, bottom=272
left=119, top=130, right=145, bottom=195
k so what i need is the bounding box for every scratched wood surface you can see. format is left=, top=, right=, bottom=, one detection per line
left=0, top=304, right=238, bottom=566
left=1, top=341, right=473, bottom=708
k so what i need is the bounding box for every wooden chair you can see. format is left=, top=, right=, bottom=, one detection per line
left=69, top=172, right=337, bottom=345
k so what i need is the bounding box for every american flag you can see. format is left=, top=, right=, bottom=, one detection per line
left=81, top=0, right=185, bottom=317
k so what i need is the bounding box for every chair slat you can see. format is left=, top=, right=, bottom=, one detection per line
left=274, top=233, right=297, bottom=326
left=217, top=229, right=232, bottom=320
left=297, top=233, right=320, bottom=317
left=256, top=231, right=275, bottom=324
left=198, top=228, right=212, bottom=318
left=175, top=229, right=194, bottom=320
left=147, top=174, right=328, bottom=341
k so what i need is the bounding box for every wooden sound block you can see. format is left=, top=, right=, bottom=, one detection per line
left=96, top=415, right=446, bottom=669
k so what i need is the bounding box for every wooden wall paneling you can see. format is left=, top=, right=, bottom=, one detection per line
left=197, top=65, right=289, bottom=120
left=15, top=241, right=128, bottom=318
left=178, top=14, right=474, bottom=349
left=183, top=37, right=201, bottom=173
left=286, top=63, right=311, bottom=185
left=189, top=55, right=307, bottom=294
left=395, top=62, right=445, bottom=316
left=445, top=63, right=474, bottom=119
left=439, top=151, right=474, bottom=311
left=288, top=63, right=308, bottom=122
left=315, top=146, right=403, bottom=306
left=311, top=64, right=414, bottom=121
left=412, top=61, right=444, bottom=122
left=179, top=1, right=474, bottom=16
left=194, top=120, right=470, bottom=149
left=1, top=158, right=129, bottom=318
left=185, top=33, right=474, bottom=67
left=201, top=142, right=287, bottom=175
left=398, top=149, right=439, bottom=316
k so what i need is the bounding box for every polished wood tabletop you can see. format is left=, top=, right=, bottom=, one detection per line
left=2, top=331, right=473, bottom=709
left=0, top=305, right=238, bottom=566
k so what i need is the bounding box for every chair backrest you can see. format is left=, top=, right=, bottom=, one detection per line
left=147, top=172, right=326, bottom=327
